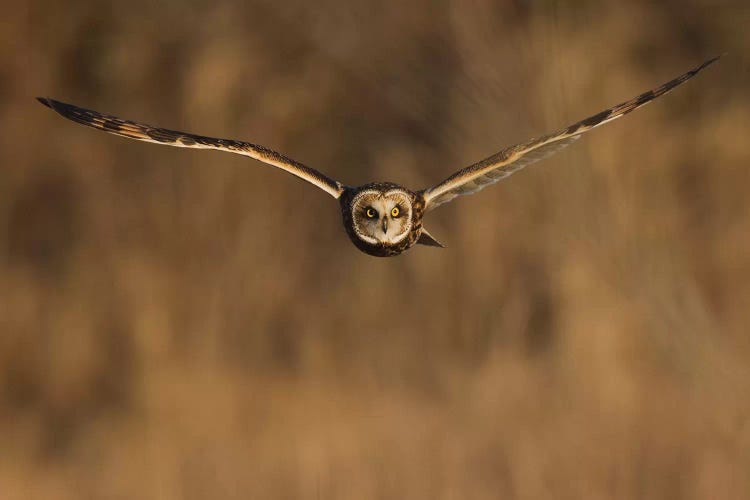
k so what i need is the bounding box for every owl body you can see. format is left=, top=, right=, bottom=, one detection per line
left=37, top=57, right=718, bottom=257
left=339, top=182, right=427, bottom=257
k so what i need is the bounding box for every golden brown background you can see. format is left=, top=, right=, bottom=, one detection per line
left=2, top=0, right=749, bottom=498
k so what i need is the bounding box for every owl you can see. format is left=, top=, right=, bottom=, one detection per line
left=38, top=57, right=718, bottom=257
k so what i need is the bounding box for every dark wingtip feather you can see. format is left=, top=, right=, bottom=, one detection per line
left=697, top=54, right=722, bottom=72
left=36, top=97, right=53, bottom=108
left=37, top=98, right=71, bottom=115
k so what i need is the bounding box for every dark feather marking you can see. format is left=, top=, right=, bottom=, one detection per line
left=635, top=90, right=655, bottom=106
left=581, top=108, right=612, bottom=127
left=146, top=128, right=177, bottom=143
left=103, top=120, right=120, bottom=131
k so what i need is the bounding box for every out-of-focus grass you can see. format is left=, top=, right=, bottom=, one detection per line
left=2, top=1, right=750, bottom=498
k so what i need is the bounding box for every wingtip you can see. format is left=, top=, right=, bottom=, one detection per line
left=36, top=97, right=52, bottom=108
left=700, top=54, right=723, bottom=70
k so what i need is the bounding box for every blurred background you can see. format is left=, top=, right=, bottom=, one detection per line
left=2, top=0, right=750, bottom=498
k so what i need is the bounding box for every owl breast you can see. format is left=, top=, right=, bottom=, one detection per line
left=340, top=183, right=425, bottom=257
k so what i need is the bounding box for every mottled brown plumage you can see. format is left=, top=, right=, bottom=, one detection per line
left=37, top=57, right=719, bottom=257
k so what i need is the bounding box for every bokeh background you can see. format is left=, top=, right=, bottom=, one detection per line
left=2, top=0, right=750, bottom=498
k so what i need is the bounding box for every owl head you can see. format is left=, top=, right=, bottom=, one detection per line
left=349, top=187, right=414, bottom=246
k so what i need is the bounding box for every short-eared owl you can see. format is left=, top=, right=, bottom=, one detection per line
left=38, top=57, right=718, bottom=257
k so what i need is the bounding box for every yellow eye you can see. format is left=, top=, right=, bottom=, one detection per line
left=391, top=206, right=400, bottom=217
left=366, top=208, right=376, bottom=218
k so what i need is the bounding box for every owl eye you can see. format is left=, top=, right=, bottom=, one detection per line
left=365, top=208, right=377, bottom=218
left=391, top=206, right=400, bottom=218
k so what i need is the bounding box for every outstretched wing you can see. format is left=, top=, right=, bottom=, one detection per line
left=422, top=56, right=720, bottom=210
left=37, top=98, right=345, bottom=199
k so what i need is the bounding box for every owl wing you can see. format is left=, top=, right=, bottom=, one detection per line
left=37, top=98, right=345, bottom=199
left=422, top=56, right=720, bottom=211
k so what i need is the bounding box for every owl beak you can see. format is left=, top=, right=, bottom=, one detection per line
left=382, top=218, right=388, bottom=234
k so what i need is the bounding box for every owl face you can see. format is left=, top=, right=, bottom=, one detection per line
left=350, top=189, right=413, bottom=245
